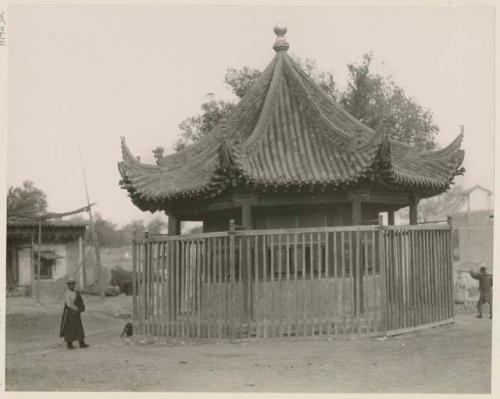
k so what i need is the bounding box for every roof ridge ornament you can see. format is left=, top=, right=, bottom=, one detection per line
left=273, top=24, right=289, bottom=52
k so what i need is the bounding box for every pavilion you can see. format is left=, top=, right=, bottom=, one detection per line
left=118, top=26, right=465, bottom=339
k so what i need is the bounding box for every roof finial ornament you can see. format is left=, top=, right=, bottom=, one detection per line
left=273, top=24, right=289, bottom=52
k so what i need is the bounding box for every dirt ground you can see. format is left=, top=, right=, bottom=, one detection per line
left=5, top=295, right=492, bottom=393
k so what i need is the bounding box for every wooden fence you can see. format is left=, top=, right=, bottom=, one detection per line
left=131, top=223, right=453, bottom=339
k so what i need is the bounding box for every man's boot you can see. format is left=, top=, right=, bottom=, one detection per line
left=79, top=340, right=89, bottom=348
left=67, top=342, right=75, bottom=350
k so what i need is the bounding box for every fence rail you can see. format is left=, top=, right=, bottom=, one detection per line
left=132, top=223, right=453, bottom=339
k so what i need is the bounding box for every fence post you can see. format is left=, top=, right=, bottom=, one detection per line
left=378, top=214, right=388, bottom=335
left=447, top=216, right=454, bottom=320
left=132, top=231, right=138, bottom=328
left=144, top=231, right=150, bottom=334
left=229, top=219, right=236, bottom=341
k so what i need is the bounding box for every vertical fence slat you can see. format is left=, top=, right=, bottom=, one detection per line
left=302, top=232, right=307, bottom=337
left=197, top=240, right=202, bottom=337
left=246, top=237, right=252, bottom=337
left=340, top=231, right=345, bottom=334
left=146, top=242, right=151, bottom=334
left=269, top=234, right=276, bottom=337
left=362, top=231, right=368, bottom=333
left=159, top=242, right=165, bottom=335
left=429, top=232, right=435, bottom=323
left=371, top=230, right=377, bottom=333
left=333, top=231, right=338, bottom=335
left=397, top=231, right=403, bottom=330
left=424, top=230, right=431, bottom=324
left=167, top=241, right=172, bottom=337
left=388, top=230, right=394, bottom=332
left=263, top=234, right=268, bottom=338
left=286, top=234, right=291, bottom=338
left=207, top=238, right=212, bottom=338
left=191, top=241, right=196, bottom=337
left=325, top=231, right=331, bottom=336
left=378, top=228, right=387, bottom=334
left=215, top=237, right=221, bottom=338
left=401, top=232, right=406, bottom=329
left=434, top=231, right=440, bottom=322
left=254, top=235, right=259, bottom=338
left=409, top=230, right=415, bottom=328
left=293, top=233, right=298, bottom=337
left=355, top=230, right=361, bottom=334
left=348, top=231, right=354, bottom=334
left=278, top=234, right=283, bottom=338
left=443, top=230, right=448, bottom=319
left=132, top=239, right=138, bottom=327
left=308, top=233, right=316, bottom=336
left=156, top=242, right=161, bottom=335
left=449, top=229, right=454, bottom=319
left=317, top=232, right=322, bottom=336
left=238, top=237, right=243, bottom=338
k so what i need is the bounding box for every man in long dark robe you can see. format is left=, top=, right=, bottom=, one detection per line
left=60, top=277, right=89, bottom=349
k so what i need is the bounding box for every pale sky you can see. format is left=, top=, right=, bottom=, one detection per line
left=7, top=5, right=495, bottom=226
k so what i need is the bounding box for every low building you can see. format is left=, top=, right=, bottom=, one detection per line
left=451, top=210, right=493, bottom=269
left=448, top=185, right=493, bottom=306
left=6, top=220, right=88, bottom=295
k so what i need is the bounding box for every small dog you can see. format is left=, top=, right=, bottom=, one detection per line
left=120, top=322, right=133, bottom=338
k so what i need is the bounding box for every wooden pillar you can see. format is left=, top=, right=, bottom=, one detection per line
left=168, top=214, right=181, bottom=236
left=409, top=196, right=419, bottom=225
left=241, top=202, right=252, bottom=229
left=388, top=211, right=395, bottom=226
left=351, top=196, right=362, bottom=226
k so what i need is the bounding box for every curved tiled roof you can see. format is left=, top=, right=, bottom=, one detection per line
left=118, top=28, right=465, bottom=211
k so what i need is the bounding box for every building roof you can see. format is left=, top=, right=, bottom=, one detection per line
left=7, top=220, right=89, bottom=229
left=119, top=26, right=465, bottom=212
left=7, top=220, right=88, bottom=242
left=461, top=184, right=492, bottom=196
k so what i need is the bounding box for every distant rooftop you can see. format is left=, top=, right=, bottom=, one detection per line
left=7, top=220, right=90, bottom=229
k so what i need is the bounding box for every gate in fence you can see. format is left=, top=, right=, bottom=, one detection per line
left=132, top=221, right=453, bottom=339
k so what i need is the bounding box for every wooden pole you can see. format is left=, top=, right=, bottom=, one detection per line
left=378, top=214, right=388, bottom=334
left=351, top=195, right=362, bottom=226
left=409, top=196, right=419, bottom=225
left=388, top=211, right=395, bottom=226
left=168, top=214, right=180, bottom=236
left=241, top=202, right=252, bottom=229
left=36, top=218, right=42, bottom=301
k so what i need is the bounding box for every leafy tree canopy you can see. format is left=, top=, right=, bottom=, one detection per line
left=341, top=53, right=438, bottom=150
left=7, top=180, right=48, bottom=216
left=173, top=53, right=438, bottom=151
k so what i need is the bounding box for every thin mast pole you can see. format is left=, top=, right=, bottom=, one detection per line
left=79, top=145, right=104, bottom=298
